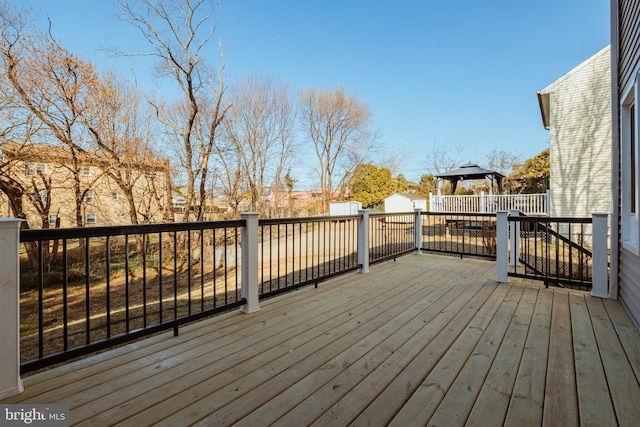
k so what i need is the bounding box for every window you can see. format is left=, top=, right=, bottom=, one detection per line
left=25, top=163, right=47, bottom=177
left=112, top=191, right=120, bottom=201
left=48, top=214, right=58, bottom=225
left=85, top=213, right=97, bottom=225
left=83, top=191, right=95, bottom=204
left=31, top=190, right=48, bottom=205
left=78, top=165, right=92, bottom=176
left=621, top=75, right=640, bottom=254
left=144, top=171, right=156, bottom=179
left=117, top=212, right=126, bottom=219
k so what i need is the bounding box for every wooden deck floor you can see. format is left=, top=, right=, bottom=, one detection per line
left=3, top=254, right=640, bottom=426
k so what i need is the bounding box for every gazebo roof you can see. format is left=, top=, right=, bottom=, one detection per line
left=434, top=163, right=504, bottom=195
left=435, top=162, right=504, bottom=180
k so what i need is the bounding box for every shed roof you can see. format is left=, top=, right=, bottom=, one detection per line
left=386, top=192, right=427, bottom=201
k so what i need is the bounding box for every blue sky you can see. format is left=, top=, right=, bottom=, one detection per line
left=21, top=0, right=610, bottom=185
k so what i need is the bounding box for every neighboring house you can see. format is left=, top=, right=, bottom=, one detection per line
left=0, top=141, right=171, bottom=228
left=537, top=45, right=612, bottom=223
left=612, top=0, right=640, bottom=327
left=384, top=193, right=427, bottom=213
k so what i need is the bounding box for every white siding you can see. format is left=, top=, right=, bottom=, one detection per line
left=615, top=0, right=640, bottom=327
left=384, top=194, right=427, bottom=213
left=543, top=46, right=612, bottom=221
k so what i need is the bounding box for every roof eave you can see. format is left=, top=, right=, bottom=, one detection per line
left=537, top=91, right=551, bottom=130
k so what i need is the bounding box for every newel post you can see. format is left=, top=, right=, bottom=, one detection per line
left=0, top=218, right=24, bottom=398
left=414, top=209, right=423, bottom=254
left=590, top=213, right=609, bottom=298
left=240, top=212, right=260, bottom=313
left=358, top=210, right=370, bottom=273
left=496, top=211, right=508, bottom=283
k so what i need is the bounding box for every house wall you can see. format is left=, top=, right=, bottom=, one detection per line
left=546, top=46, right=612, bottom=221
left=614, top=0, right=640, bottom=327
left=1, top=145, right=170, bottom=228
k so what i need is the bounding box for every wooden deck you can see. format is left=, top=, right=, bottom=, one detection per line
left=3, top=254, right=640, bottom=426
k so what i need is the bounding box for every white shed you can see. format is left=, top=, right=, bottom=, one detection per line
left=384, top=193, right=427, bottom=213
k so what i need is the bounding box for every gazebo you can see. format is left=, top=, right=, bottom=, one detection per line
left=435, top=162, right=504, bottom=195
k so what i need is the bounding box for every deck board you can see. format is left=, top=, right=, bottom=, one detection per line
left=504, top=288, right=552, bottom=426
left=570, top=293, right=617, bottom=426
left=586, top=296, right=640, bottom=426
left=426, top=282, right=525, bottom=426
left=543, top=291, right=579, bottom=426
left=465, top=285, right=538, bottom=426
left=236, top=274, right=484, bottom=426
left=387, top=281, right=510, bottom=426
left=2, top=253, right=640, bottom=427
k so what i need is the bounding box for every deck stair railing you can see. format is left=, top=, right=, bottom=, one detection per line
left=496, top=210, right=609, bottom=296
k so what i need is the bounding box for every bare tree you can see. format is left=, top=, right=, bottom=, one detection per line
left=425, top=141, right=469, bottom=174
left=484, top=149, right=522, bottom=175
left=223, top=75, right=296, bottom=215
left=114, top=0, right=228, bottom=221
left=0, top=3, right=96, bottom=227
left=379, top=150, right=409, bottom=177
left=299, top=87, right=375, bottom=212
left=0, top=8, right=38, bottom=224
left=79, top=72, right=168, bottom=225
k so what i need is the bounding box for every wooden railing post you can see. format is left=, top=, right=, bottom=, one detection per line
left=358, top=210, right=370, bottom=273
left=509, top=209, right=520, bottom=266
left=496, top=211, right=508, bottom=283
left=591, top=213, right=609, bottom=298
left=414, top=209, right=423, bottom=254
left=240, top=212, right=260, bottom=314
left=0, top=218, right=24, bottom=398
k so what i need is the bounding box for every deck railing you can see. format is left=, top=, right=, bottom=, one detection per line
left=257, top=216, right=360, bottom=298
left=369, top=212, right=416, bottom=264
left=496, top=211, right=609, bottom=296
left=8, top=212, right=423, bottom=374
left=506, top=215, right=596, bottom=290
left=0, top=208, right=609, bottom=393
left=419, top=212, right=497, bottom=259
left=429, top=191, right=549, bottom=215
left=17, top=220, right=246, bottom=373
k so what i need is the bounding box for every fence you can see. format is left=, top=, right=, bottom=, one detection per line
left=429, top=192, right=549, bottom=215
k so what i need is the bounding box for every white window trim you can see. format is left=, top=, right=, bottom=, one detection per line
left=84, top=190, right=95, bottom=205
left=85, top=213, right=97, bottom=225
left=31, top=190, right=48, bottom=205
left=25, top=162, right=47, bottom=177
left=79, top=165, right=93, bottom=176
left=620, top=73, right=640, bottom=255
